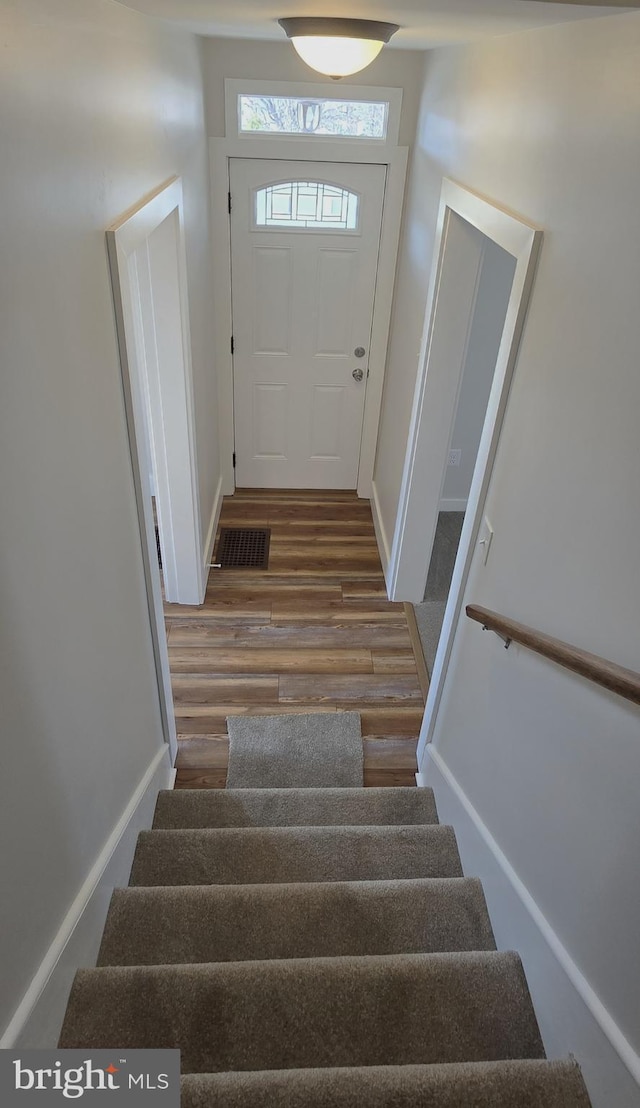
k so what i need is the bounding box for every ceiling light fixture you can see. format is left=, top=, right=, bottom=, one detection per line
left=278, top=17, right=399, bottom=80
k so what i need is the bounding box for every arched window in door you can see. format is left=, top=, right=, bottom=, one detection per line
left=254, top=181, right=360, bottom=231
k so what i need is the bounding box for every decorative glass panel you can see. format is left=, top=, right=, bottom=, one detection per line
left=255, top=182, right=359, bottom=231
left=271, top=192, right=291, bottom=216
left=239, top=95, right=388, bottom=140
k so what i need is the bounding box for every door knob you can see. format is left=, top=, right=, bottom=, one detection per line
left=352, top=367, right=364, bottom=382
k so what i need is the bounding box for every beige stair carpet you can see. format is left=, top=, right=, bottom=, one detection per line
left=128, top=824, right=463, bottom=886
left=153, top=785, right=438, bottom=828
left=180, top=1060, right=592, bottom=1108
left=97, top=878, right=496, bottom=966
left=225, top=711, right=363, bottom=788
left=59, top=767, right=593, bottom=1106
left=60, top=951, right=544, bottom=1070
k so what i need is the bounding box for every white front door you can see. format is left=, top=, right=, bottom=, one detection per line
left=229, top=159, right=386, bottom=488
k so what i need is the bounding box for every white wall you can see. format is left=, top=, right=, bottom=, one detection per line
left=200, top=37, right=426, bottom=145
left=0, top=0, right=217, bottom=1042
left=375, top=10, right=640, bottom=1104
left=441, top=238, right=515, bottom=506
left=371, top=50, right=434, bottom=539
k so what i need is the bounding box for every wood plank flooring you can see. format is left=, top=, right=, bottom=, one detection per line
left=165, top=490, right=424, bottom=788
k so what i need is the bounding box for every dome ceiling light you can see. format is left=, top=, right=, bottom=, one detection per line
left=278, top=17, right=400, bottom=79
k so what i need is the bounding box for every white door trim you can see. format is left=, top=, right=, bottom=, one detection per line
left=210, top=136, right=408, bottom=497
left=387, top=179, right=541, bottom=757
left=107, top=176, right=204, bottom=762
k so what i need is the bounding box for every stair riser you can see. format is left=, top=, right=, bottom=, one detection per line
left=98, top=879, right=495, bottom=966
left=180, top=1060, right=592, bottom=1108
left=153, top=787, right=439, bottom=829
left=130, top=826, right=463, bottom=886
left=60, top=953, right=544, bottom=1073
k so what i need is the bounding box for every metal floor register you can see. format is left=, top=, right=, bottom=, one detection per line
left=215, top=528, right=271, bottom=569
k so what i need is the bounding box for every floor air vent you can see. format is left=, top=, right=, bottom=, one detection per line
left=216, top=528, right=271, bottom=569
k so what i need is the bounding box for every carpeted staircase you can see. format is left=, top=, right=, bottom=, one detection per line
left=59, top=785, right=592, bottom=1106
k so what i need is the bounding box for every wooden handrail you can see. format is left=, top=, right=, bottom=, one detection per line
left=466, top=604, right=640, bottom=708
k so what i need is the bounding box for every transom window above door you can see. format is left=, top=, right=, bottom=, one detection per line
left=240, top=94, right=388, bottom=140
left=255, top=181, right=360, bottom=231
left=225, top=80, right=403, bottom=147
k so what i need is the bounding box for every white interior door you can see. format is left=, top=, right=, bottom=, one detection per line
left=230, top=159, right=386, bottom=488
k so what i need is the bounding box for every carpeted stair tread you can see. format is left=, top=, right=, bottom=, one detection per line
left=59, top=951, right=544, bottom=1072
left=180, top=1059, right=592, bottom=1107
left=153, top=787, right=439, bottom=829
left=97, top=878, right=496, bottom=966
left=129, top=825, right=463, bottom=886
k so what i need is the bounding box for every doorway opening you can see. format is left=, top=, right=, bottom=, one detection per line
left=414, top=236, right=516, bottom=675
left=387, top=180, right=541, bottom=756
left=107, top=178, right=205, bottom=762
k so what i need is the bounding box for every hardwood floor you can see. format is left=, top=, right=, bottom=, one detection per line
left=164, top=490, right=424, bottom=788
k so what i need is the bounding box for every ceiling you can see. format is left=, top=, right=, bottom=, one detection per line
left=114, top=0, right=635, bottom=49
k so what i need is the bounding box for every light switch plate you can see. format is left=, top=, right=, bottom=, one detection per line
left=478, top=516, right=494, bottom=565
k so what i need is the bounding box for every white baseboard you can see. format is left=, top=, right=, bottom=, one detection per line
left=422, top=743, right=640, bottom=1108
left=1, top=744, right=174, bottom=1050
left=201, top=472, right=224, bottom=596
left=370, top=478, right=391, bottom=587
left=439, top=498, right=468, bottom=513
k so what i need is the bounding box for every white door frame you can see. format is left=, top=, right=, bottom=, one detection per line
left=387, top=179, right=541, bottom=757
left=210, top=136, right=408, bottom=497
left=107, top=177, right=204, bottom=762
